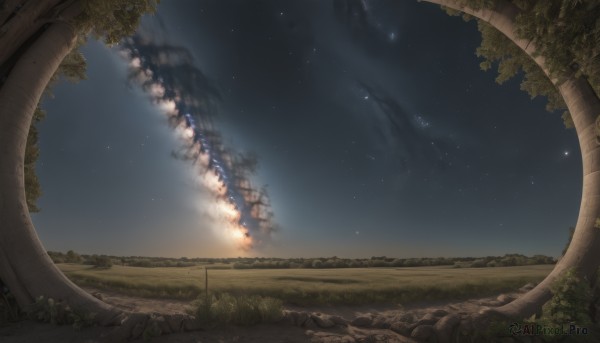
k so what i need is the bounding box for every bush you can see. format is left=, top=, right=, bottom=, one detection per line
left=85, top=255, right=113, bottom=269
left=470, top=259, right=487, bottom=268
left=540, top=269, right=592, bottom=328
left=65, top=250, right=82, bottom=263
left=188, top=293, right=283, bottom=326
left=26, top=296, right=95, bottom=329
left=0, top=280, right=19, bottom=324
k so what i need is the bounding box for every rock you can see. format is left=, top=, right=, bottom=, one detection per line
left=497, top=294, right=515, bottom=304
left=131, top=321, right=148, bottom=340
left=371, top=316, right=390, bottom=329
left=433, top=314, right=460, bottom=343
left=312, top=314, right=336, bottom=328
left=305, top=329, right=315, bottom=337
left=341, top=335, right=356, bottom=343
left=416, top=313, right=438, bottom=326
left=457, top=318, right=473, bottom=337
left=519, top=283, right=536, bottom=292
left=430, top=309, right=449, bottom=318
left=351, top=316, right=373, bottom=327
left=295, top=311, right=310, bottom=327
left=165, top=314, right=186, bottom=333
left=282, top=310, right=298, bottom=325
left=182, top=317, right=204, bottom=331
left=390, top=321, right=414, bottom=336
left=411, top=324, right=436, bottom=342
left=396, top=312, right=415, bottom=323
left=329, top=315, right=349, bottom=326
left=154, top=315, right=171, bottom=335
left=91, top=292, right=103, bottom=300
left=303, top=317, right=319, bottom=329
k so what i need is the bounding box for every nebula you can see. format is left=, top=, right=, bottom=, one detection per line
left=118, top=27, right=278, bottom=252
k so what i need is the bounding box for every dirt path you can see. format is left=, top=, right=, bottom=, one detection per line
left=0, top=284, right=535, bottom=342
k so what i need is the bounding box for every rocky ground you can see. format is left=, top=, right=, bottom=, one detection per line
left=0, top=283, right=541, bottom=343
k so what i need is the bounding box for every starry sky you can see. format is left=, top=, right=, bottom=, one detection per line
left=32, top=0, right=581, bottom=259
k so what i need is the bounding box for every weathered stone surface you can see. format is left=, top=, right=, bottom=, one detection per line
left=457, top=318, right=473, bottom=336
left=131, top=320, right=148, bottom=339
left=165, top=313, right=186, bottom=333
left=303, top=317, right=319, bottom=329
left=411, top=324, right=436, bottom=341
left=341, top=335, right=356, bottom=343
left=295, top=311, right=310, bottom=327
left=154, top=315, right=171, bottom=335
left=433, top=314, right=460, bottom=343
left=312, top=314, right=336, bottom=328
left=430, top=309, right=449, bottom=318
left=390, top=321, right=414, bottom=336
left=351, top=316, right=373, bottom=327
left=371, top=316, right=390, bottom=329
left=282, top=310, right=298, bottom=325
left=329, top=315, right=349, bottom=326
left=182, top=317, right=204, bottom=331
left=397, top=312, right=415, bottom=323
left=416, top=313, right=438, bottom=326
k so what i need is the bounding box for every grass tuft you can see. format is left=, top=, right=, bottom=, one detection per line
left=188, top=293, right=283, bottom=326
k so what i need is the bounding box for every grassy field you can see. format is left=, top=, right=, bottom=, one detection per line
left=58, top=264, right=553, bottom=306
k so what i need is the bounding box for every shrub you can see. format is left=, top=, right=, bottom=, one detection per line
left=82, top=255, right=114, bottom=268
left=65, top=250, right=82, bottom=263
left=540, top=269, right=592, bottom=328
left=26, top=296, right=95, bottom=329
left=188, top=293, right=283, bottom=326
left=0, top=280, right=19, bottom=324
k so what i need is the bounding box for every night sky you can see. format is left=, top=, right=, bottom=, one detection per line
left=32, top=0, right=581, bottom=258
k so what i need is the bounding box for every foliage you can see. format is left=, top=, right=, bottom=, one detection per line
left=0, top=280, right=20, bottom=325
left=24, top=107, right=45, bottom=213
left=66, top=250, right=82, bottom=263
left=187, top=292, right=283, bottom=326
left=540, top=269, right=593, bottom=328
left=445, top=0, right=600, bottom=129
left=47, top=251, right=555, bottom=270
left=76, top=0, right=159, bottom=45
left=26, top=296, right=96, bottom=329
left=83, top=254, right=113, bottom=268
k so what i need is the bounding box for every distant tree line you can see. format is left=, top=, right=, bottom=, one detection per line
left=46, top=251, right=555, bottom=269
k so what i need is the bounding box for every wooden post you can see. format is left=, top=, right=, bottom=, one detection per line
left=205, top=267, right=208, bottom=304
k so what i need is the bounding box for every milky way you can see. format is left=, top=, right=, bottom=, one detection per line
left=118, top=27, right=278, bottom=251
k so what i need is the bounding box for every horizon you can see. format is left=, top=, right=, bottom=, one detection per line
left=47, top=250, right=560, bottom=261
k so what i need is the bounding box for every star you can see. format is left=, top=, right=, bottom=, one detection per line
left=563, top=151, right=570, bottom=157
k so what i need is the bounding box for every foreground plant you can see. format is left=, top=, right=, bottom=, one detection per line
left=187, top=292, right=283, bottom=327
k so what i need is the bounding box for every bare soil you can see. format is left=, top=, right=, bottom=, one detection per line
left=0, top=286, right=525, bottom=343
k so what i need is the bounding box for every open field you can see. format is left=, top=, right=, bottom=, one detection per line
left=58, top=264, right=552, bottom=306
